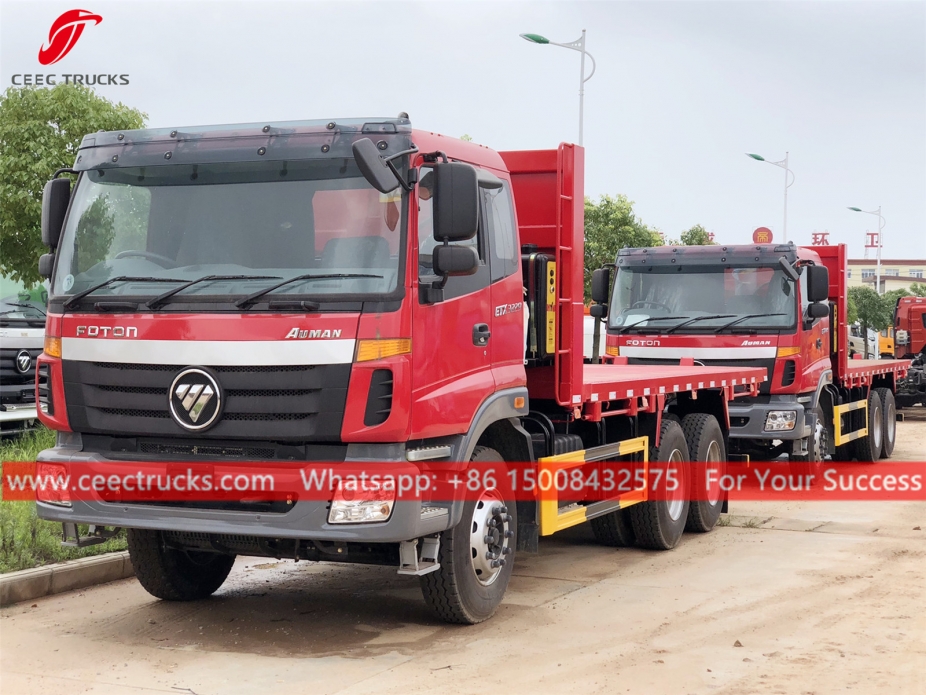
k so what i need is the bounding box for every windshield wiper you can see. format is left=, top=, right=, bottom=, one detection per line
left=145, top=274, right=282, bottom=310
left=665, top=314, right=735, bottom=334
left=617, top=316, right=690, bottom=335
left=235, top=273, right=384, bottom=309
left=63, top=276, right=186, bottom=310
left=0, top=302, right=46, bottom=316
left=715, top=313, right=786, bottom=333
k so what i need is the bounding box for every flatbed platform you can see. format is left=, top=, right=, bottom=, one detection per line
left=841, top=359, right=910, bottom=388
left=580, top=363, right=767, bottom=404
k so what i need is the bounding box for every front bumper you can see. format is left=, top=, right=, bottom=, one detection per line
left=728, top=396, right=808, bottom=441
left=36, top=438, right=463, bottom=543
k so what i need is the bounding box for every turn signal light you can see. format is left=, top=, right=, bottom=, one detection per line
left=356, top=338, right=411, bottom=362
left=776, top=346, right=800, bottom=358
left=605, top=345, right=620, bottom=357
left=44, top=336, right=62, bottom=358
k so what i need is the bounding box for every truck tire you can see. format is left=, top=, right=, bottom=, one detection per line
left=127, top=529, right=235, bottom=601
left=420, top=446, right=516, bottom=624
left=680, top=413, right=725, bottom=533
left=590, top=508, right=635, bottom=547
left=852, top=390, right=883, bottom=463
left=790, top=406, right=827, bottom=481
left=629, top=420, right=690, bottom=550
left=874, top=387, right=896, bottom=459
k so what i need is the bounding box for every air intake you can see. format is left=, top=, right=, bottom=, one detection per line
left=364, top=369, right=394, bottom=426
left=781, top=359, right=796, bottom=387
left=37, top=363, right=53, bottom=415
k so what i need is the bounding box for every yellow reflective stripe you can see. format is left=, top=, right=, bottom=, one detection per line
left=833, top=399, right=868, bottom=447
left=537, top=436, right=650, bottom=536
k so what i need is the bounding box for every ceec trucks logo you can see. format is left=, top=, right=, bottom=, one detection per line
left=38, top=9, right=102, bottom=65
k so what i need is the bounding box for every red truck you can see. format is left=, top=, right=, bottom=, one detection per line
left=599, top=243, right=910, bottom=469
left=34, top=117, right=765, bottom=623
left=893, top=295, right=926, bottom=407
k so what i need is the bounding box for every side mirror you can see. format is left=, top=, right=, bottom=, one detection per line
left=42, top=178, right=71, bottom=249
left=806, top=265, right=829, bottom=303
left=352, top=138, right=400, bottom=194
left=433, top=245, right=478, bottom=276
left=591, top=267, right=612, bottom=305
left=38, top=253, right=56, bottom=279
left=589, top=304, right=607, bottom=318
left=433, top=162, right=479, bottom=242
left=807, top=302, right=829, bottom=320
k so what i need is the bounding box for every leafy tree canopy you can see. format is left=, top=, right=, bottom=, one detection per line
left=0, top=84, right=146, bottom=286
left=584, top=194, right=662, bottom=300
left=679, top=224, right=715, bottom=246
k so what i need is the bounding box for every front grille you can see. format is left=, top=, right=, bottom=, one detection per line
left=138, top=442, right=276, bottom=458
left=1, top=347, right=42, bottom=385
left=63, top=361, right=350, bottom=441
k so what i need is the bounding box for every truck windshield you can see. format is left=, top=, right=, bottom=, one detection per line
left=52, top=160, right=406, bottom=304
left=610, top=266, right=797, bottom=333
left=0, top=275, right=47, bottom=326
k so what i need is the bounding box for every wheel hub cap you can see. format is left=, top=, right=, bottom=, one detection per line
left=470, top=489, right=511, bottom=586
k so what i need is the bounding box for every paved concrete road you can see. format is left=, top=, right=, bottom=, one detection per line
left=2, top=417, right=924, bottom=695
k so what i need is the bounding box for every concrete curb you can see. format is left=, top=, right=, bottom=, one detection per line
left=0, top=551, right=134, bottom=607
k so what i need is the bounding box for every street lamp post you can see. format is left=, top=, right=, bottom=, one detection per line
left=746, top=152, right=795, bottom=243
left=520, top=30, right=596, bottom=146
left=848, top=206, right=885, bottom=295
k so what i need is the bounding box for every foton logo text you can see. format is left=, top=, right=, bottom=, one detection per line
left=38, top=9, right=102, bottom=66
left=76, top=326, right=138, bottom=338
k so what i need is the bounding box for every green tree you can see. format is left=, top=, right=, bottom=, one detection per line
left=584, top=194, right=662, bottom=301
left=848, top=286, right=892, bottom=339
left=0, top=84, right=146, bottom=286
left=847, top=292, right=858, bottom=325
left=460, top=134, right=473, bottom=142
left=908, top=282, right=926, bottom=297
left=679, top=224, right=715, bottom=246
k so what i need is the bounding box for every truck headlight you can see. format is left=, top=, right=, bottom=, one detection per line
left=764, top=410, right=797, bottom=432
left=327, top=479, right=395, bottom=524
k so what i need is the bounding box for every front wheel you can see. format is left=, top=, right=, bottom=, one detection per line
left=420, top=446, right=516, bottom=624
left=127, top=529, right=235, bottom=601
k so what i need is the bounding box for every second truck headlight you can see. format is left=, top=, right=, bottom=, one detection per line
left=764, top=410, right=797, bottom=431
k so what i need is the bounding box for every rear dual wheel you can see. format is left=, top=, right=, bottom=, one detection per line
left=629, top=420, right=690, bottom=550
left=852, top=390, right=883, bottom=462
left=874, top=388, right=896, bottom=459
left=681, top=413, right=726, bottom=533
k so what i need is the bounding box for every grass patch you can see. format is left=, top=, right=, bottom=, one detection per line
left=1, top=427, right=127, bottom=573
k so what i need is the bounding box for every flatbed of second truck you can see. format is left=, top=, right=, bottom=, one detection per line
left=841, top=359, right=910, bottom=388
left=580, top=363, right=767, bottom=403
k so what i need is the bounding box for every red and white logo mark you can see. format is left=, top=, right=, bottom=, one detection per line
left=38, top=9, right=102, bottom=66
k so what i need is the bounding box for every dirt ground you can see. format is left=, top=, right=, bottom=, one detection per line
left=2, top=415, right=924, bottom=695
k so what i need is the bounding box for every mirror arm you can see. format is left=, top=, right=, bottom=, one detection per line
left=380, top=145, right=419, bottom=192
left=421, top=151, right=449, bottom=164
left=53, top=168, right=78, bottom=179
left=778, top=256, right=800, bottom=283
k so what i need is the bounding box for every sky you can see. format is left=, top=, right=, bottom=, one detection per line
left=2, top=0, right=924, bottom=259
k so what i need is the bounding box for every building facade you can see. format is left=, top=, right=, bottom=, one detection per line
left=846, top=258, right=926, bottom=293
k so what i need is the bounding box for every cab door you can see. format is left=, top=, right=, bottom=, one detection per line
left=410, top=168, right=494, bottom=440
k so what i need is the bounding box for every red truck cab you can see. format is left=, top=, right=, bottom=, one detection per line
left=893, top=295, right=926, bottom=407
left=603, top=243, right=910, bottom=465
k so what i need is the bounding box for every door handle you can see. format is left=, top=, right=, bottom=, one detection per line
left=473, top=323, right=491, bottom=346
left=816, top=338, right=822, bottom=349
